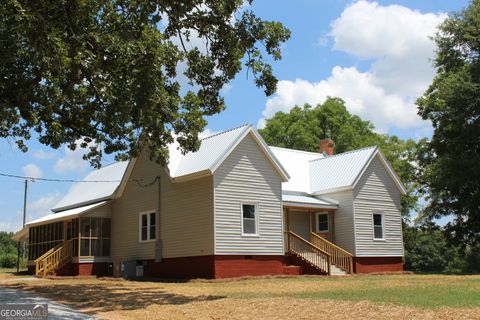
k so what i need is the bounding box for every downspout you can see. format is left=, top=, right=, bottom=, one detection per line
left=155, top=176, right=162, bottom=262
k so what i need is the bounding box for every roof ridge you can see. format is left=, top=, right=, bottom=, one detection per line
left=200, top=123, right=250, bottom=141
left=309, top=145, right=377, bottom=163
left=269, top=146, right=324, bottom=156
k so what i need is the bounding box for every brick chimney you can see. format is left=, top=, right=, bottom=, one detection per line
left=319, top=138, right=335, bottom=156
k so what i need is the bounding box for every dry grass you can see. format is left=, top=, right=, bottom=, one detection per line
left=2, top=274, right=480, bottom=319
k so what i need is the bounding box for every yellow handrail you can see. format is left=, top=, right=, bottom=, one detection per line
left=310, top=232, right=353, bottom=274
left=35, top=239, right=72, bottom=276
left=286, top=231, right=331, bottom=275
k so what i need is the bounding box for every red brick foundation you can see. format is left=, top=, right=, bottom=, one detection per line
left=214, top=255, right=286, bottom=278
left=143, top=255, right=295, bottom=279
left=144, top=256, right=215, bottom=279
left=353, top=256, right=403, bottom=273
left=27, top=262, right=111, bottom=276
left=27, top=265, right=35, bottom=275
left=72, top=262, right=112, bottom=276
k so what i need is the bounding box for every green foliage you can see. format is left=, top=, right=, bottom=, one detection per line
left=0, top=253, right=18, bottom=268
left=403, top=224, right=450, bottom=272
left=0, top=0, right=290, bottom=166
left=0, top=231, right=19, bottom=268
left=259, top=97, right=419, bottom=216
left=416, top=0, right=480, bottom=246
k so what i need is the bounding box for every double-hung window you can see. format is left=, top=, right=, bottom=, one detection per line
left=241, top=203, right=258, bottom=235
left=139, top=211, right=156, bottom=242
left=373, top=212, right=384, bottom=240
left=315, top=212, right=329, bottom=232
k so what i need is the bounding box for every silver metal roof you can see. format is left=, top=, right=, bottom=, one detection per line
left=270, top=147, right=323, bottom=193
left=171, top=124, right=250, bottom=178
left=282, top=194, right=338, bottom=209
left=52, top=161, right=128, bottom=212
left=309, top=146, right=377, bottom=194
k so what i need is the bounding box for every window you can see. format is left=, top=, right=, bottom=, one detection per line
left=139, top=211, right=156, bottom=242
left=315, top=212, right=329, bottom=232
left=373, top=212, right=384, bottom=239
left=241, top=203, right=258, bottom=235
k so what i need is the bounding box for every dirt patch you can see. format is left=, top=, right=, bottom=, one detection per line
left=3, top=274, right=480, bottom=320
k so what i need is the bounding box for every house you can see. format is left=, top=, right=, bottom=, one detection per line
left=13, top=124, right=405, bottom=278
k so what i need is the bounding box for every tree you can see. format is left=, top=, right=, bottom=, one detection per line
left=403, top=223, right=451, bottom=272
left=0, top=0, right=290, bottom=166
left=259, top=97, right=420, bottom=217
left=0, top=231, right=19, bottom=268
left=416, top=0, right=480, bottom=246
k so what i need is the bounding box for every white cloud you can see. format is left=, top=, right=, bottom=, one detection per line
left=54, top=140, right=94, bottom=174
left=32, top=149, right=56, bottom=160
left=331, top=0, right=446, bottom=98
left=260, top=1, right=446, bottom=135
left=0, top=221, right=18, bottom=232
left=22, top=164, right=43, bottom=179
left=199, top=128, right=219, bottom=139
left=260, top=67, right=426, bottom=132
left=28, top=192, right=63, bottom=220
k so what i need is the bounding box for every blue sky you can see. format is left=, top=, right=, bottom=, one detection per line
left=0, top=0, right=469, bottom=232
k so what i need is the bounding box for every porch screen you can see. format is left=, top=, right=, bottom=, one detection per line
left=71, top=217, right=111, bottom=257
left=28, top=222, right=63, bottom=260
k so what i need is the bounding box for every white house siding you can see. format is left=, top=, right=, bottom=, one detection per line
left=353, top=156, right=404, bottom=257
left=111, top=150, right=214, bottom=265
left=214, top=133, right=284, bottom=255
left=319, top=190, right=356, bottom=255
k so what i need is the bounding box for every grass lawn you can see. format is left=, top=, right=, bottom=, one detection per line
left=2, top=274, right=480, bottom=319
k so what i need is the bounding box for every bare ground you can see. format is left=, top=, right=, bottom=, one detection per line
left=2, top=274, right=479, bottom=320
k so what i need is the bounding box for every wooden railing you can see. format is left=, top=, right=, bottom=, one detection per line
left=310, top=232, right=353, bottom=274
left=34, top=240, right=72, bottom=276
left=286, top=231, right=331, bottom=275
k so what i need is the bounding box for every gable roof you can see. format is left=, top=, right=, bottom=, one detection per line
left=269, top=147, right=324, bottom=193
left=309, top=146, right=406, bottom=195
left=52, top=162, right=128, bottom=212
left=52, top=124, right=289, bottom=212
left=167, top=124, right=290, bottom=182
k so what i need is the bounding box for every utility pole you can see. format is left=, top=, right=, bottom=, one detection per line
left=16, top=179, right=28, bottom=273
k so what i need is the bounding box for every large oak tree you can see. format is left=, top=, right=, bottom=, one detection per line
left=416, top=0, right=480, bottom=245
left=259, top=97, right=420, bottom=217
left=0, top=0, right=290, bottom=166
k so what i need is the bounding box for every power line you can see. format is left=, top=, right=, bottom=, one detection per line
left=0, top=172, right=120, bottom=183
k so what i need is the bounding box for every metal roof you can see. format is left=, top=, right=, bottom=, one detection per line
left=171, top=124, right=250, bottom=178
left=309, top=146, right=377, bottom=194
left=282, top=194, right=338, bottom=209
left=270, top=147, right=323, bottom=193
left=51, top=124, right=289, bottom=212
left=52, top=162, right=128, bottom=212
left=12, top=201, right=109, bottom=241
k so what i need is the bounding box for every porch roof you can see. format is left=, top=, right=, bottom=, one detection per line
left=11, top=201, right=109, bottom=241
left=282, top=194, right=338, bottom=209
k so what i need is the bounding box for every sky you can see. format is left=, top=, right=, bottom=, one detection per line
left=0, top=0, right=470, bottom=232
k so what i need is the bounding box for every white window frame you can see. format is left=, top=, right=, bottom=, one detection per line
left=240, top=202, right=259, bottom=237
left=315, top=212, right=329, bottom=233
left=139, top=210, right=156, bottom=243
left=372, top=211, right=385, bottom=240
